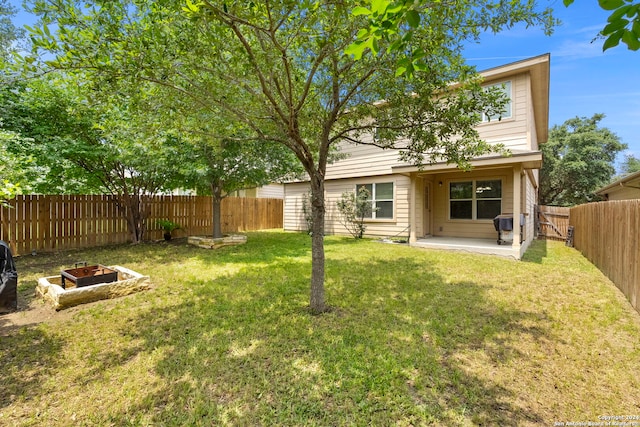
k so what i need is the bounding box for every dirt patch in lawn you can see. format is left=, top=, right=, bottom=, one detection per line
left=0, top=281, right=105, bottom=337
left=1, top=240, right=169, bottom=337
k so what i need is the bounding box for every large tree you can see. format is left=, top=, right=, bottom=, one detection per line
left=26, top=0, right=554, bottom=314
left=0, top=78, right=101, bottom=193
left=156, top=91, right=302, bottom=239
left=0, top=128, right=27, bottom=207
left=0, top=0, right=27, bottom=206
left=0, top=76, right=182, bottom=242
left=539, top=114, right=626, bottom=206
left=0, top=0, right=24, bottom=63
left=620, top=153, right=640, bottom=175
left=171, top=135, right=301, bottom=239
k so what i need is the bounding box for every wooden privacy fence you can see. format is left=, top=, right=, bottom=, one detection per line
left=0, top=195, right=283, bottom=256
left=570, top=200, right=640, bottom=314
left=536, top=205, right=570, bottom=240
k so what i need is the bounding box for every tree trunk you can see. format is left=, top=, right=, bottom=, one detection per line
left=132, top=198, right=144, bottom=243
left=118, top=194, right=146, bottom=244
left=309, top=174, right=326, bottom=314
left=212, top=184, right=224, bottom=239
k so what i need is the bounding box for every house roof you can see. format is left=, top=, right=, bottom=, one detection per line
left=595, top=170, right=640, bottom=196
left=478, top=53, right=550, bottom=145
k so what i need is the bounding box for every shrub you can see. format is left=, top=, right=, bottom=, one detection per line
left=336, top=186, right=374, bottom=239
left=157, top=219, right=181, bottom=233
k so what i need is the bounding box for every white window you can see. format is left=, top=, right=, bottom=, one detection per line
left=482, top=81, right=512, bottom=122
left=358, top=182, right=394, bottom=219
left=449, top=179, right=502, bottom=220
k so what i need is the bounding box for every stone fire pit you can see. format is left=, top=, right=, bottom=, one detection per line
left=36, top=265, right=151, bottom=310
left=188, top=234, right=247, bottom=249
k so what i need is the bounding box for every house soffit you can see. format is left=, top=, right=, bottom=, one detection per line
left=596, top=170, right=640, bottom=195
left=391, top=152, right=543, bottom=174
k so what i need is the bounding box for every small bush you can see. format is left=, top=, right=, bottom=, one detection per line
left=157, top=219, right=180, bottom=233
left=336, top=185, right=374, bottom=239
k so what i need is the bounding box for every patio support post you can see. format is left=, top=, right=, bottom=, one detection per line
left=512, top=166, right=522, bottom=256
left=409, top=175, right=417, bottom=244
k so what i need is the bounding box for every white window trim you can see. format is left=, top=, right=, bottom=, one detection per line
left=481, top=80, right=513, bottom=123
left=356, top=181, right=395, bottom=221
left=448, top=179, right=503, bottom=221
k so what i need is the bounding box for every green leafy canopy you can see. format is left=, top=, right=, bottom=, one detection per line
left=539, top=114, right=627, bottom=206
left=347, top=0, right=557, bottom=77
left=564, top=0, right=640, bottom=51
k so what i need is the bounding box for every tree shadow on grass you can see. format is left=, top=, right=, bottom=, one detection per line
left=0, top=267, right=68, bottom=419
left=0, top=327, right=65, bottom=414
left=75, top=254, right=559, bottom=425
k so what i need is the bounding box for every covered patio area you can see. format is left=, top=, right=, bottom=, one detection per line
left=412, top=236, right=518, bottom=259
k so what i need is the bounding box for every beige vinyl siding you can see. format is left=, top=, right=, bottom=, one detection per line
left=283, top=175, right=412, bottom=238
left=325, top=140, right=403, bottom=181
left=324, top=73, right=536, bottom=182
left=523, top=170, right=538, bottom=243
left=430, top=168, right=514, bottom=239
left=281, top=57, right=549, bottom=252
left=283, top=182, right=311, bottom=232
left=257, top=184, right=284, bottom=199
left=525, top=73, right=540, bottom=151
left=232, top=188, right=257, bottom=198
left=476, top=74, right=530, bottom=150
left=230, top=184, right=284, bottom=199
left=605, top=187, right=640, bottom=200
left=414, top=177, right=425, bottom=237
left=325, top=175, right=411, bottom=238
left=286, top=167, right=537, bottom=241
left=595, top=172, right=640, bottom=201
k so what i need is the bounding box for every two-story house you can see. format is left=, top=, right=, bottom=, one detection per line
left=283, top=54, right=550, bottom=259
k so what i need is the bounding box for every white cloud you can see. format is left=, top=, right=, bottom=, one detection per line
left=552, top=38, right=604, bottom=60
left=570, top=24, right=604, bottom=36
left=557, top=92, right=640, bottom=100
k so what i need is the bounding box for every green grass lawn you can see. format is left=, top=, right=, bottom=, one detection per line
left=2, top=231, right=640, bottom=426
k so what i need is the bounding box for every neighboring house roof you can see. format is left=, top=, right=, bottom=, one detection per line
left=595, top=170, right=640, bottom=199
left=479, top=53, right=550, bottom=145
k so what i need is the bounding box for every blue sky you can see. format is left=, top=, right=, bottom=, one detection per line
left=8, top=1, right=640, bottom=166
left=463, top=2, right=640, bottom=166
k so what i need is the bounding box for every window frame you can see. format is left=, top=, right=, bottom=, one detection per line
left=448, top=179, right=503, bottom=221
left=357, top=182, right=395, bottom=221
left=481, top=80, right=513, bottom=123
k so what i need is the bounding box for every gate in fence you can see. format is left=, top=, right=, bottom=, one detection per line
left=536, top=205, right=570, bottom=241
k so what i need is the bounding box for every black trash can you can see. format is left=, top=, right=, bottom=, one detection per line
left=0, top=240, right=17, bottom=312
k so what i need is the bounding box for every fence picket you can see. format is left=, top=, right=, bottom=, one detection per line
left=570, top=200, right=640, bottom=315
left=0, top=195, right=283, bottom=255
